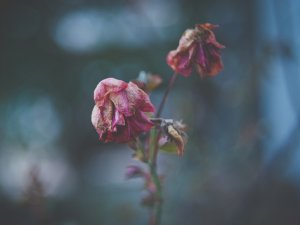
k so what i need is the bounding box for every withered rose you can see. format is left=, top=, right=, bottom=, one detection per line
left=167, top=23, right=225, bottom=78
left=91, top=78, right=155, bottom=143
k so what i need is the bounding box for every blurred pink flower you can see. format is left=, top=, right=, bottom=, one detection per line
left=125, top=165, right=144, bottom=179
left=167, top=23, right=225, bottom=78
left=91, top=78, right=155, bottom=143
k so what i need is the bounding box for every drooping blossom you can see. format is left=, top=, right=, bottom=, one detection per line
left=91, top=78, right=155, bottom=143
left=167, top=23, right=225, bottom=78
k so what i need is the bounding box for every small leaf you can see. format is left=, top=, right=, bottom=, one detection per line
left=167, top=125, right=185, bottom=156
left=160, top=142, right=178, bottom=154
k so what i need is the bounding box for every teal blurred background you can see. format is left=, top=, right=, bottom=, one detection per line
left=1, top=0, right=300, bottom=224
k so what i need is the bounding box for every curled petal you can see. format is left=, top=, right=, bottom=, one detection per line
left=94, top=78, right=127, bottom=106
left=91, top=105, right=107, bottom=141
left=109, top=91, right=131, bottom=116
left=178, top=29, right=196, bottom=51
left=127, top=82, right=155, bottom=112
left=195, top=43, right=224, bottom=77
left=167, top=48, right=194, bottom=77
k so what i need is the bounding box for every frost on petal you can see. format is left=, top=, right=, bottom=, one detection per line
left=94, top=78, right=127, bottom=106
left=127, top=82, right=155, bottom=112
left=112, top=109, right=125, bottom=128
left=91, top=105, right=107, bottom=141
left=92, top=78, right=155, bottom=143
left=100, top=99, right=114, bottom=129
left=110, top=91, right=132, bottom=116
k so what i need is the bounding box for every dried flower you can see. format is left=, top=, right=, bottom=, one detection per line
left=167, top=23, right=225, bottom=78
left=92, top=78, right=155, bottom=143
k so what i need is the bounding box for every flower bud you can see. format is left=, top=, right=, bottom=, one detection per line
left=125, top=165, right=144, bottom=179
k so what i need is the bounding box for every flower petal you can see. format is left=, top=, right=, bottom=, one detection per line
left=127, top=82, right=155, bottom=112
left=126, top=110, right=154, bottom=136
left=94, top=78, right=127, bottom=106
left=167, top=49, right=193, bottom=77
left=195, top=43, right=223, bottom=77
left=91, top=105, right=107, bottom=141
left=112, top=109, right=125, bottom=128
left=110, top=91, right=132, bottom=116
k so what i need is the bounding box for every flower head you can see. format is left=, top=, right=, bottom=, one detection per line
left=167, top=23, right=225, bottom=78
left=91, top=78, right=155, bottom=143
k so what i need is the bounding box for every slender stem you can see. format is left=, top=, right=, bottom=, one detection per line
left=150, top=163, right=162, bottom=225
left=156, top=73, right=178, bottom=118
left=147, top=72, right=178, bottom=225
left=148, top=129, right=163, bottom=225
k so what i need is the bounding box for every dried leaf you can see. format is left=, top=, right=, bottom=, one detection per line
left=167, top=125, right=185, bottom=156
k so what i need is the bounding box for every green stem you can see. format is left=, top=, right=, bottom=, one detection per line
left=147, top=72, right=178, bottom=225
left=150, top=163, right=162, bottom=225
left=148, top=129, right=162, bottom=225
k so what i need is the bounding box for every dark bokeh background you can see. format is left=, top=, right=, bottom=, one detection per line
left=1, top=0, right=300, bottom=224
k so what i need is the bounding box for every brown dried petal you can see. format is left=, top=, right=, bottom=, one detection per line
left=167, top=125, right=185, bottom=156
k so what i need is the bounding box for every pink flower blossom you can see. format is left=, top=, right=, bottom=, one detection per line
left=91, top=78, right=155, bottom=143
left=167, top=23, right=225, bottom=78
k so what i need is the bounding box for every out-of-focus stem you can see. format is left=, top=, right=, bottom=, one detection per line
left=148, top=128, right=162, bottom=225
left=147, top=72, right=179, bottom=225
left=155, top=73, right=178, bottom=118
left=150, top=163, right=162, bottom=225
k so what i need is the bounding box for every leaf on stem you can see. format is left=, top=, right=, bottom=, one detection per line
left=158, top=120, right=188, bottom=156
